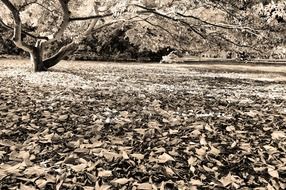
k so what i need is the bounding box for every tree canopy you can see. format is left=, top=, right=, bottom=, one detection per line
left=0, top=0, right=286, bottom=71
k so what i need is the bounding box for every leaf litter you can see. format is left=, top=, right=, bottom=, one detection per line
left=0, top=60, right=286, bottom=189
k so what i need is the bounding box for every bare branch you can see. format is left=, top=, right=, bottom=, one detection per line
left=141, top=17, right=183, bottom=46
left=132, top=4, right=206, bottom=39
left=209, top=33, right=263, bottom=53
left=176, top=12, right=259, bottom=36
left=43, top=42, right=77, bottom=68
left=69, top=13, right=113, bottom=22
left=50, top=0, right=71, bottom=41
left=0, top=18, right=49, bottom=40
left=0, top=0, right=33, bottom=52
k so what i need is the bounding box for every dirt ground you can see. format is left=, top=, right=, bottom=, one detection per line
left=0, top=60, right=286, bottom=189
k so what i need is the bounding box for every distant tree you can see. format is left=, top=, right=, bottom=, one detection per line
left=0, top=0, right=285, bottom=71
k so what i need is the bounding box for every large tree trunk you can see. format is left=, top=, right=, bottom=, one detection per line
left=43, top=42, right=77, bottom=69
left=30, top=42, right=47, bottom=72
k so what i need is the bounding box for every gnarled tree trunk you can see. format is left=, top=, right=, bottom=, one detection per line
left=30, top=41, right=47, bottom=72
left=1, top=0, right=105, bottom=72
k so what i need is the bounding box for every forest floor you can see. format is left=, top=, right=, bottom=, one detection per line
left=0, top=59, right=286, bottom=190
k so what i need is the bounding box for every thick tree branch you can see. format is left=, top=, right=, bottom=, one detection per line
left=43, top=42, right=77, bottom=68
left=69, top=13, right=113, bottom=22
left=0, top=18, right=49, bottom=40
left=44, top=3, right=103, bottom=68
left=1, top=0, right=33, bottom=52
left=50, top=0, right=71, bottom=41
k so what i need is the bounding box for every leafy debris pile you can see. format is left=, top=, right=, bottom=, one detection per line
left=0, top=61, right=286, bottom=189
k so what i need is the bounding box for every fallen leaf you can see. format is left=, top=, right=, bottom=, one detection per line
left=226, top=126, right=235, bottom=132
left=268, top=167, right=279, bottom=178
left=35, top=179, right=48, bottom=189
left=20, top=183, right=36, bottom=190
left=122, top=151, right=129, bottom=159
left=169, top=129, right=179, bottom=135
left=68, top=163, right=87, bottom=172
left=188, top=156, right=197, bottom=166
left=130, top=153, right=145, bottom=160
left=190, top=179, right=203, bottom=186
left=190, top=165, right=196, bottom=173
left=24, top=165, right=48, bottom=176
left=209, top=145, right=220, bottom=156
left=158, top=153, right=175, bottom=163
left=101, top=150, right=121, bottom=161
left=271, top=131, right=286, bottom=140
left=195, top=147, right=207, bottom=157
left=165, top=167, right=175, bottom=176
left=136, top=183, right=153, bottom=190
left=58, top=114, right=68, bottom=121
left=98, top=170, right=113, bottom=177
left=219, top=173, right=233, bottom=187
left=200, top=135, right=207, bottom=145
left=95, top=181, right=111, bottom=190
left=111, top=178, right=132, bottom=185
left=147, top=121, right=160, bottom=129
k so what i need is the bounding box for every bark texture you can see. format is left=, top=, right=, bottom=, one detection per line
left=30, top=41, right=47, bottom=72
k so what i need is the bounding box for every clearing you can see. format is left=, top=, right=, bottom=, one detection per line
left=0, top=59, right=286, bottom=189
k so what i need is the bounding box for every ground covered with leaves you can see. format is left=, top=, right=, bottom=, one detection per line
left=0, top=60, right=286, bottom=190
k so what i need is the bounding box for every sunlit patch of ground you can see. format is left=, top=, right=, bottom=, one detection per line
left=0, top=59, right=286, bottom=189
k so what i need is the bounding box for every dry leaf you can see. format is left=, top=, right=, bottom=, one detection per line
left=268, top=167, right=279, bottom=178
left=190, top=179, right=203, bottom=186
left=69, top=163, right=87, bottom=172
left=122, top=151, right=129, bottom=159
left=169, top=129, right=179, bottom=135
left=195, top=147, right=207, bottom=157
left=130, top=153, right=145, bottom=160
left=226, top=126, right=235, bottom=132
left=111, top=178, right=132, bottom=185
left=209, top=145, right=220, bottom=156
left=190, top=165, right=196, bottom=173
left=95, top=181, right=111, bottom=190
left=24, top=165, right=48, bottom=176
left=147, top=121, right=160, bottom=129
left=58, top=114, right=68, bottom=121
left=35, top=179, right=48, bottom=189
left=190, top=129, right=201, bottom=137
left=158, top=153, right=175, bottom=163
left=165, top=167, right=175, bottom=176
left=101, top=150, right=121, bottom=161
left=20, top=184, right=36, bottom=190
left=200, top=135, right=207, bottom=145
left=98, top=170, right=113, bottom=177
left=136, top=183, right=153, bottom=190
left=271, top=131, right=286, bottom=140
left=188, top=156, right=197, bottom=166
left=219, top=173, right=233, bottom=187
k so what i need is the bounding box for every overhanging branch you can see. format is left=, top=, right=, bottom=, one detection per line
left=69, top=13, right=113, bottom=21
left=176, top=12, right=259, bottom=36
left=132, top=4, right=206, bottom=39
